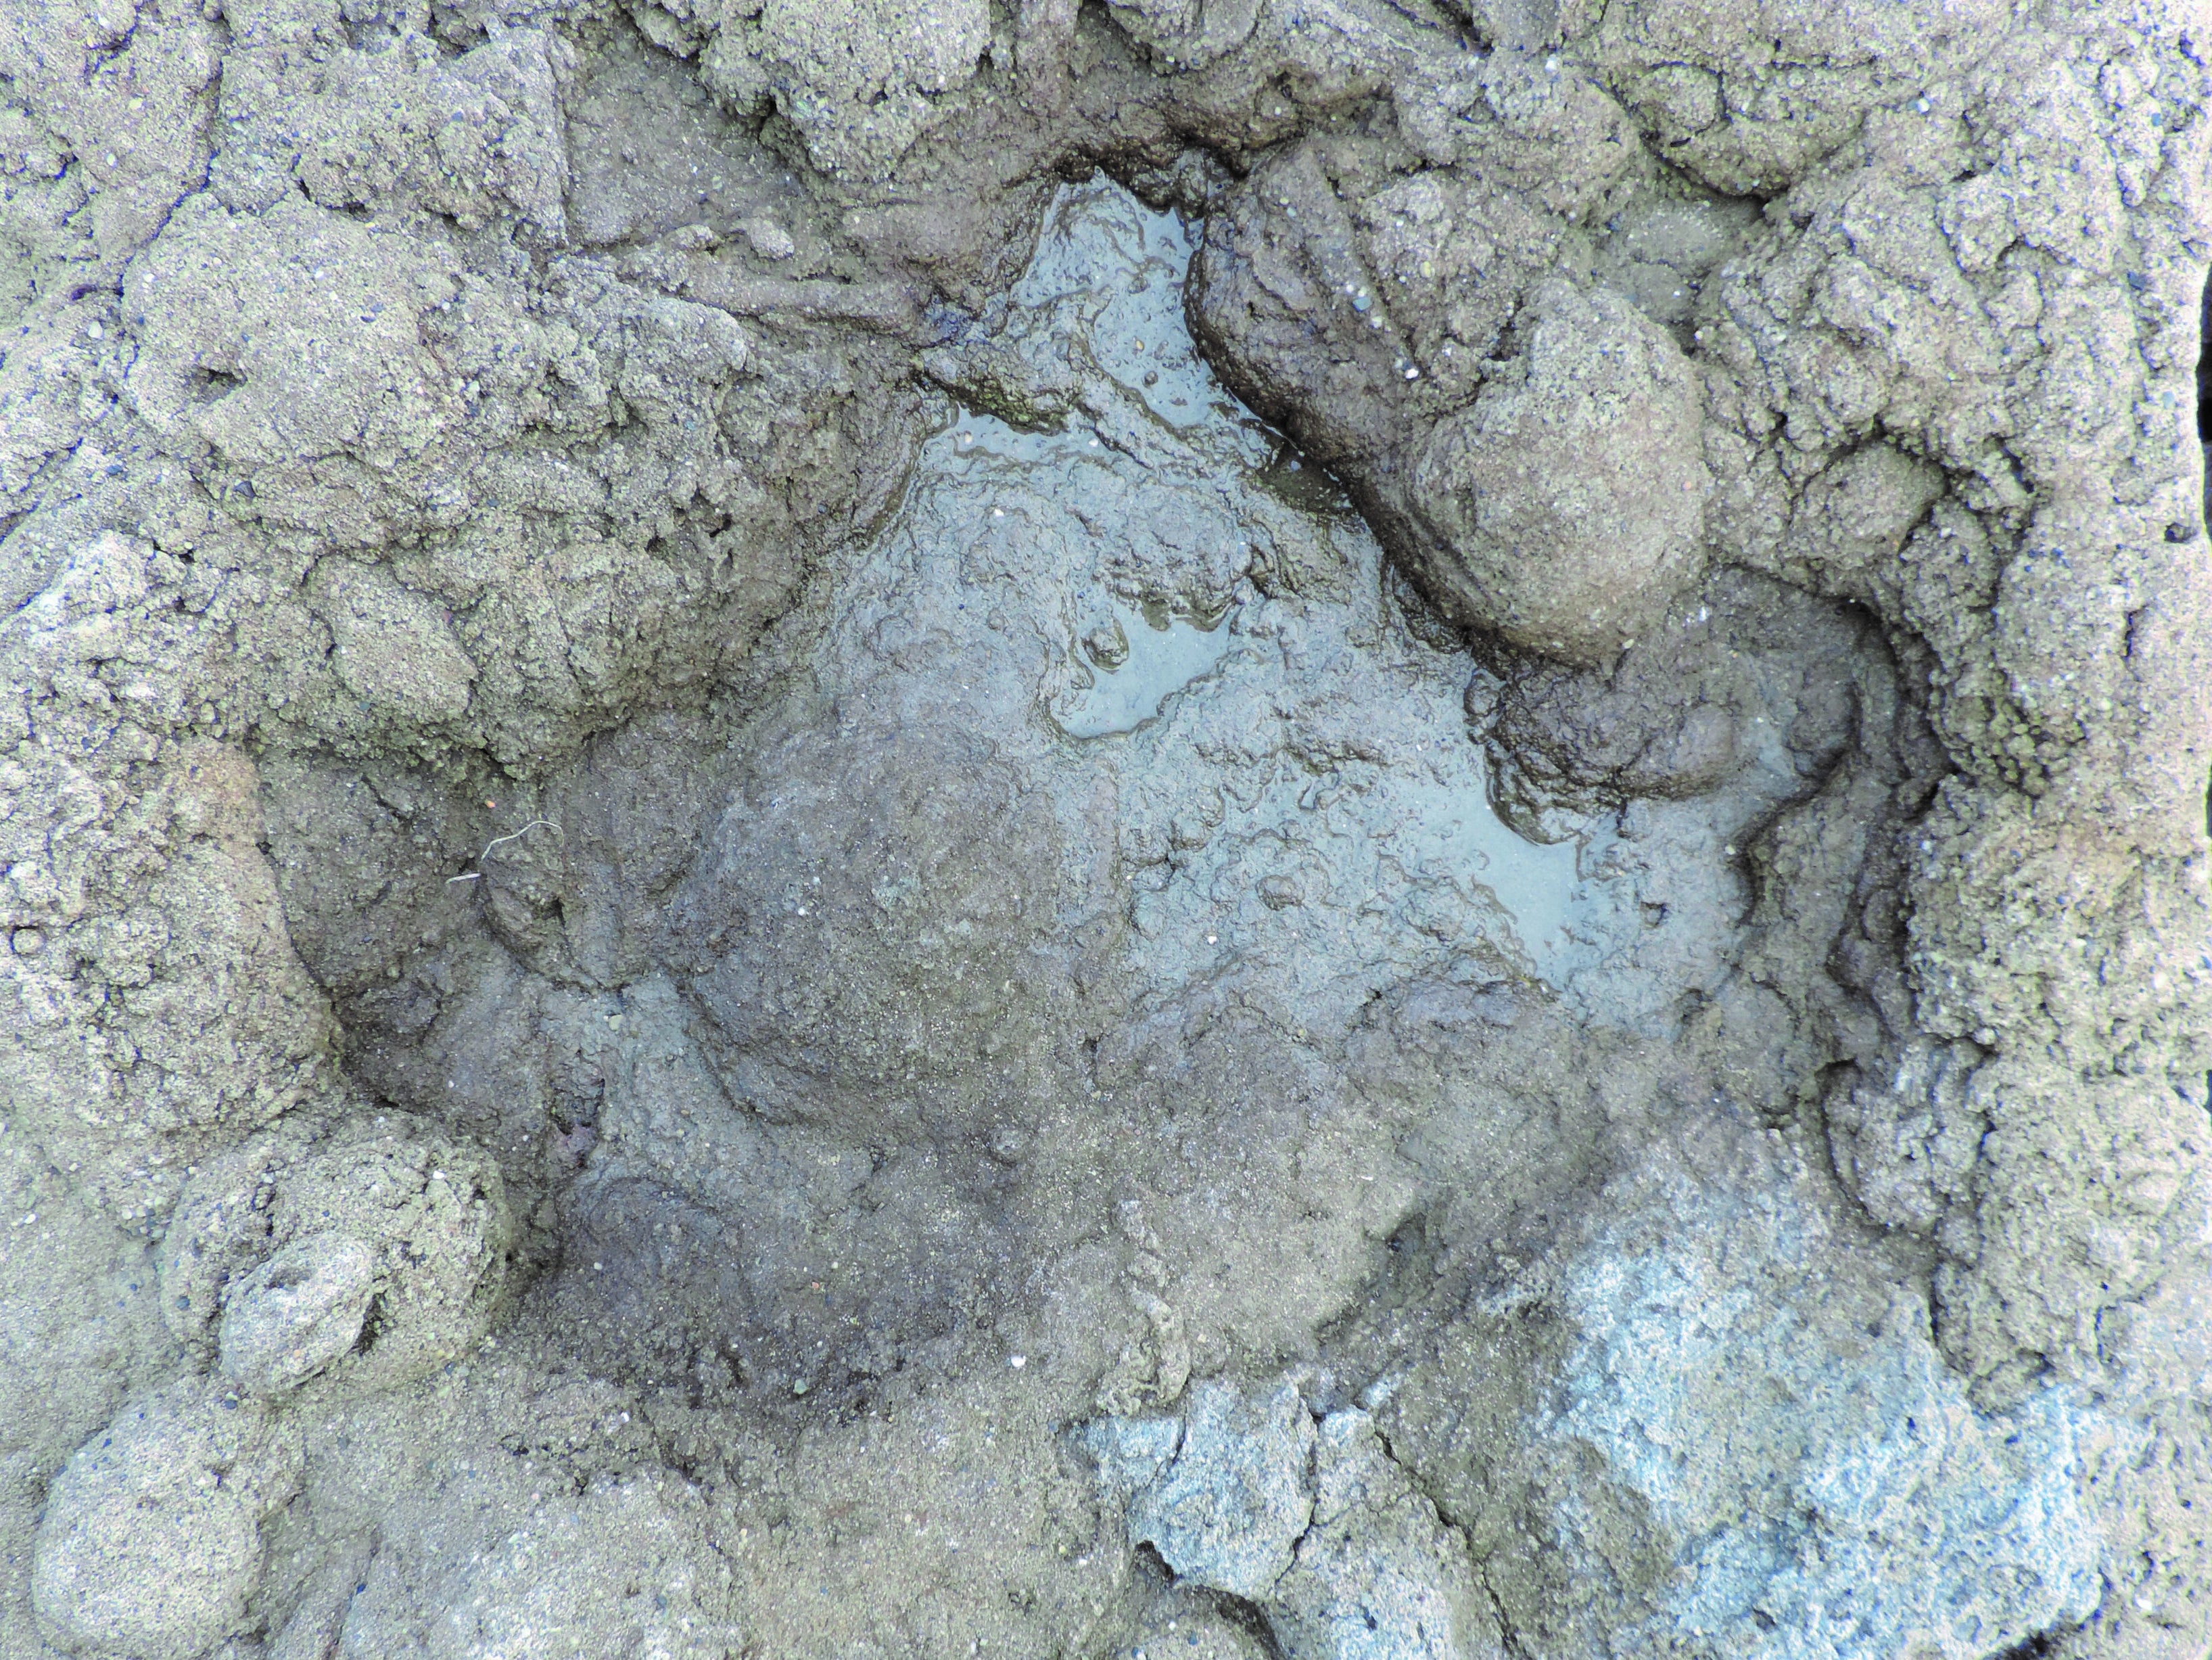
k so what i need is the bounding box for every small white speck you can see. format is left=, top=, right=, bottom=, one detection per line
left=1403, top=367, right=1419, bottom=379
left=86, top=321, right=103, bottom=340
left=993, top=507, right=1004, bottom=517
left=1008, top=1354, right=1027, bottom=1368
left=1205, top=933, right=1217, bottom=944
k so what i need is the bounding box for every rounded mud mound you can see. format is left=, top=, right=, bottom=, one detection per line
left=2, top=5, right=2209, bottom=1660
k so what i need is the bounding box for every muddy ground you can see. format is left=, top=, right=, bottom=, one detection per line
left=2, top=0, right=2210, bottom=1655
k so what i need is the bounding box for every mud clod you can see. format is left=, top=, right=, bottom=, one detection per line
left=31, top=1380, right=299, bottom=1660
left=1408, top=278, right=1709, bottom=665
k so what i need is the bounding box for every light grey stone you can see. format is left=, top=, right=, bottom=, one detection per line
left=217, top=1231, right=378, bottom=1396
left=1551, top=1170, right=2109, bottom=1660
left=1270, top=1410, right=1499, bottom=1660
left=1125, top=1380, right=1316, bottom=1600
left=1092, top=1387, right=1503, bottom=1660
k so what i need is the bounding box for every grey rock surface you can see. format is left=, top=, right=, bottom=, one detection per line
left=1125, top=1381, right=1317, bottom=1600
left=160, top=1117, right=515, bottom=1393
left=216, top=1232, right=378, bottom=1396
left=1273, top=1407, right=1495, bottom=1660
left=1087, top=1387, right=1497, bottom=1659
left=1544, top=1149, right=2107, bottom=1660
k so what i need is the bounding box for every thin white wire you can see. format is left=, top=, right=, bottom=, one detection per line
left=445, top=819, right=557, bottom=885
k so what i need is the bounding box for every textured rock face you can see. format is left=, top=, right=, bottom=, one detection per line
left=216, top=1232, right=379, bottom=1396
left=747, top=0, right=991, bottom=178
left=1085, top=1127, right=2115, bottom=1660
left=158, top=1119, right=515, bottom=1391
left=1543, top=1168, right=2107, bottom=1660
left=1, top=0, right=2207, bottom=1657
left=1089, top=1388, right=1492, bottom=1659
left=1120, top=1382, right=1317, bottom=1599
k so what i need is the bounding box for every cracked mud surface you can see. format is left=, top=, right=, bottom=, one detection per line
left=3, top=0, right=2211, bottom=1657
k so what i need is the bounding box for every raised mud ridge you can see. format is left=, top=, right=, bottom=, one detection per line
left=1, top=1, right=2209, bottom=1657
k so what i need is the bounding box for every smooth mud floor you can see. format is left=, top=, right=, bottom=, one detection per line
left=3, top=3, right=2211, bottom=1659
